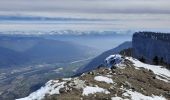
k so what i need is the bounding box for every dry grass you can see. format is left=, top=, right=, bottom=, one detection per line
left=45, top=60, right=170, bottom=100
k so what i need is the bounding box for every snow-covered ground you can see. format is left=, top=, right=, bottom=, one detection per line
left=105, top=54, right=124, bottom=68
left=111, top=97, right=128, bottom=100
left=16, top=80, right=66, bottom=100
left=82, top=86, right=110, bottom=96
left=111, top=87, right=166, bottom=100
left=127, top=57, right=170, bottom=82
left=112, top=89, right=166, bottom=100
left=111, top=90, right=166, bottom=100
left=122, top=90, right=166, bottom=100
left=94, top=76, right=114, bottom=84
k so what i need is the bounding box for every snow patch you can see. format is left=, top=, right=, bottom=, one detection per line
left=16, top=80, right=65, bottom=100
left=111, top=97, right=125, bottom=100
left=123, top=90, right=167, bottom=100
left=82, top=86, right=110, bottom=96
left=62, top=78, right=72, bottom=81
left=94, top=76, right=114, bottom=84
left=106, top=75, right=113, bottom=78
left=127, top=57, right=170, bottom=82
left=105, top=54, right=124, bottom=68
left=72, top=78, right=86, bottom=89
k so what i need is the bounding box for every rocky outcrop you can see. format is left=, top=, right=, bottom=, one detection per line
left=132, top=32, right=170, bottom=64
left=76, top=41, right=132, bottom=75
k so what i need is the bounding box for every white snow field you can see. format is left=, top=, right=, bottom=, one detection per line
left=94, top=76, right=114, bottom=84
left=127, top=57, right=170, bottom=82
left=16, top=80, right=66, bottom=100
left=82, top=86, right=110, bottom=96
left=105, top=54, right=124, bottom=68
left=123, top=89, right=166, bottom=100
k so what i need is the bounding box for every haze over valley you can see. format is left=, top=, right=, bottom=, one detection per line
left=0, top=0, right=170, bottom=100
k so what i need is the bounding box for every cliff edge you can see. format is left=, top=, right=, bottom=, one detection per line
left=133, top=32, right=170, bottom=66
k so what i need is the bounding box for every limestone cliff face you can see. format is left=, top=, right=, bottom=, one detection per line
left=132, top=32, right=170, bottom=64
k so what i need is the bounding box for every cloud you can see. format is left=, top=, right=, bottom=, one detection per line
left=0, top=0, right=170, bottom=31
left=0, top=0, right=170, bottom=14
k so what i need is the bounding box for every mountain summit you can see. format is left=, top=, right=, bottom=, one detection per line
left=17, top=54, right=170, bottom=100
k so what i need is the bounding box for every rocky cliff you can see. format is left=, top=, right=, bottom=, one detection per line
left=132, top=32, right=170, bottom=64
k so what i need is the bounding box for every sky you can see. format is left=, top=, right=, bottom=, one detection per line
left=0, top=0, right=170, bottom=31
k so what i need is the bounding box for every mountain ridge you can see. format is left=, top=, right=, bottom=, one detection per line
left=76, top=41, right=132, bottom=75
left=16, top=55, right=170, bottom=100
left=0, top=36, right=96, bottom=68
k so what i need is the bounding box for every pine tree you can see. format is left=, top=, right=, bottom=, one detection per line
left=160, top=57, right=164, bottom=65
left=139, top=57, right=145, bottom=63
left=153, top=56, right=159, bottom=65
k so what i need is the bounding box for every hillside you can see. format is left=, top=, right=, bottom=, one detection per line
left=17, top=55, right=170, bottom=100
left=0, top=35, right=96, bottom=68
left=76, top=41, right=132, bottom=75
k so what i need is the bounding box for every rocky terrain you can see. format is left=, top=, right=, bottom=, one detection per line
left=17, top=55, right=170, bottom=100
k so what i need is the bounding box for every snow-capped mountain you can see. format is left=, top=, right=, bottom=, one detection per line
left=16, top=54, right=170, bottom=100
left=0, top=30, right=133, bottom=36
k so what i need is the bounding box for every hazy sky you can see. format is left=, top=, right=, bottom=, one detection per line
left=0, top=0, right=170, bottom=14
left=0, top=0, right=170, bottom=31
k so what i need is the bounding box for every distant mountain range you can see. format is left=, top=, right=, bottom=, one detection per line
left=0, top=35, right=96, bottom=68
left=0, top=31, right=132, bottom=53
left=0, top=30, right=133, bottom=36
